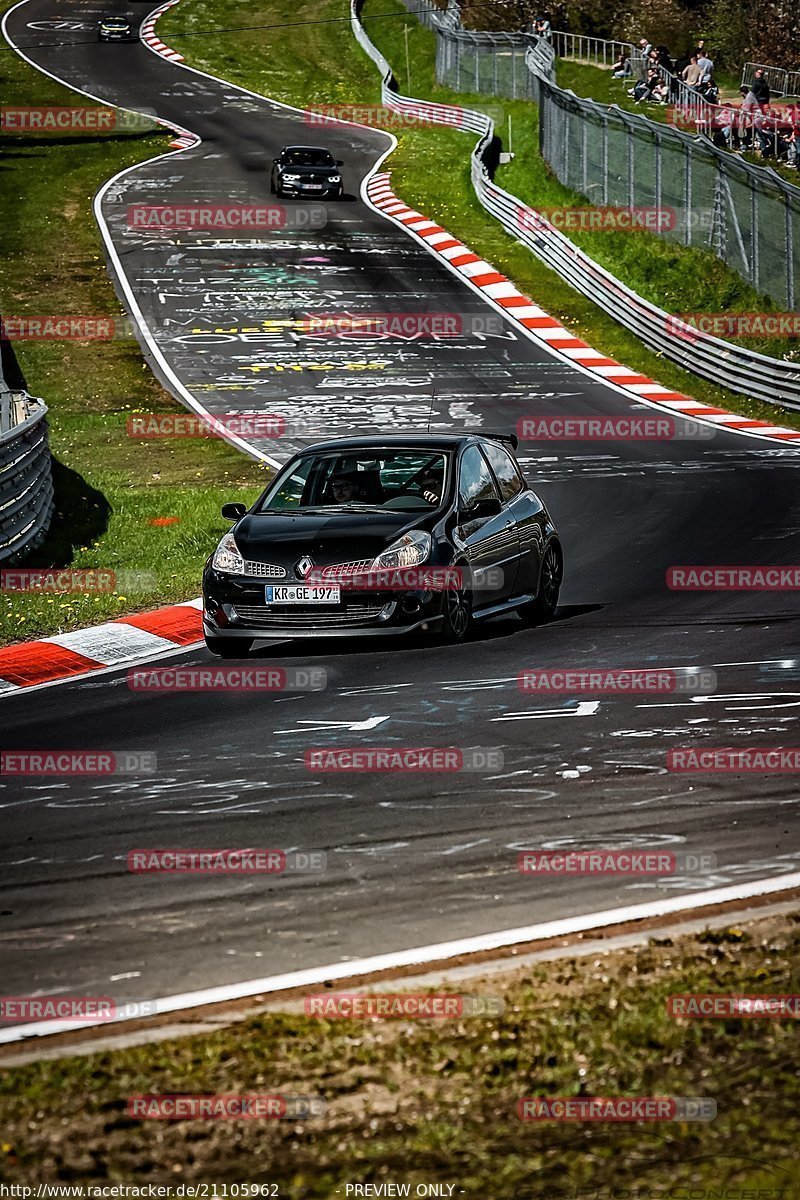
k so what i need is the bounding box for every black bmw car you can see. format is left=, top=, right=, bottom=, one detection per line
left=202, top=435, right=562, bottom=655
left=270, top=145, right=343, bottom=198
left=98, top=14, right=133, bottom=39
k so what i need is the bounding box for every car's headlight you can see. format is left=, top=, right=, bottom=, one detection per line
left=282, top=173, right=301, bottom=181
left=371, top=530, right=431, bottom=570
left=212, top=532, right=245, bottom=574
left=327, top=174, right=341, bottom=183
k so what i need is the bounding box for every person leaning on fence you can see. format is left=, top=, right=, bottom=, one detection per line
left=534, top=14, right=551, bottom=40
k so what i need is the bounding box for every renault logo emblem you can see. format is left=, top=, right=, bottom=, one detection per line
left=295, top=556, right=314, bottom=578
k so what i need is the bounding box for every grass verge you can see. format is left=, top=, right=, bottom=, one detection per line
left=0, top=9, right=265, bottom=646
left=159, top=0, right=800, bottom=429
left=1, top=908, right=798, bottom=1191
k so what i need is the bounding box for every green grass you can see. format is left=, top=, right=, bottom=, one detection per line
left=1, top=909, right=798, bottom=1191
left=159, top=0, right=800, bottom=430
left=0, top=5, right=266, bottom=645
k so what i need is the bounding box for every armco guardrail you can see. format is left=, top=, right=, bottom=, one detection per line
left=0, top=387, right=54, bottom=561
left=353, top=1, right=800, bottom=409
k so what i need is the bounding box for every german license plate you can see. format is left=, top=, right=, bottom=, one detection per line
left=302, top=183, right=323, bottom=189
left=265, top=585, right=340, bottom=604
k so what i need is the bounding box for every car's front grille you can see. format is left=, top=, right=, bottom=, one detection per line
left=243, top=561, right=287, bottom=579
left=233, top=603, right=389, bottom=629
left=313, top=559, right=373, bottom=581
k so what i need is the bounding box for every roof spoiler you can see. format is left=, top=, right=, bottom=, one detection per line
left=482, top=432, right=519, bottom=451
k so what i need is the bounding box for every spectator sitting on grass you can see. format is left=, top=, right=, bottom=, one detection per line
left=611, top=51, right=631, bottom=77
left=629, top=68, right=662, bottom=102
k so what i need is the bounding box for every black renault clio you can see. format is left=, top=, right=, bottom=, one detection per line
left=202, top=434, right=562, bottom=655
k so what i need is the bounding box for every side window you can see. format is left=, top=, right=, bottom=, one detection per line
left=483, top=442, right=524, bottom=502
left=458, top=446, right=501, bottom=511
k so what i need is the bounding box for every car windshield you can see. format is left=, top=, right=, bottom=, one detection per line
left=258, top=450, right=450, bottom=513
left=282, top=149, right=334, bottom=167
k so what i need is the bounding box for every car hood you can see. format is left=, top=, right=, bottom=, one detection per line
left=232, top=509, right=427, bottom=567
left=278, top=163, right=336, bottom=175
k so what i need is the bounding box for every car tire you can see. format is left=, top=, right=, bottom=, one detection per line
left=204, top=635, right=253, bottom=658
left=521, top=540, right=562, bottom=625
left=439, top=563, right=473, bottom=643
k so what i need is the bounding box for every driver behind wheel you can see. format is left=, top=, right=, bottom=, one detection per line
left=419, top=472, right=443, bottom=505
left=329, top=474, right=364, bottom=504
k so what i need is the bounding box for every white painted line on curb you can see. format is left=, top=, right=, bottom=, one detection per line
left=2, top=872, right=798, bottom=1044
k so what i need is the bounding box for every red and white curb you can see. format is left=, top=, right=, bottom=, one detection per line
left=367, top=173, right=800, bottom=445
left=140, top=0, right=183, bottom=63
left=0, top=599, right=203, bottom=696
left=139, top=0, right=202, bottom=148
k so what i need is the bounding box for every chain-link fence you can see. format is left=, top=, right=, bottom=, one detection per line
left=427, top=6, right=800, bottom=309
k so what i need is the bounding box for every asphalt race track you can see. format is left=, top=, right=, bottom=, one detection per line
left=2, top=0, right=800, bottom=1012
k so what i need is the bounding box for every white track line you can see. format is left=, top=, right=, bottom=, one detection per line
left=2, top=872, right=798, bottom=1044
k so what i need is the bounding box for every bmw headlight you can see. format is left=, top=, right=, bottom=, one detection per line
left=212, top=532, right=245, bottom=575
left=282, top=173, right=301, bottom=182
left=327, top=174, right=341, bottom=183
left=371, top=530, right=431, bottom=570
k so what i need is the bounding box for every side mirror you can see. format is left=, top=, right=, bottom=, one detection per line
left=336, top=159, right=344, bottom=166
left=461, top=495, right=502, bottom=521
left=221, top=502, right=247, bottom=521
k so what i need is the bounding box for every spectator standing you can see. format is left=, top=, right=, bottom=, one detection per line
left=697, top=51, right=714, bottom=84
left=682, top=55, right=703, bottom=87
left=751, top=68, right=771, bottom=106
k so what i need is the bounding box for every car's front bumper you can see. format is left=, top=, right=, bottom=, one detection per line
left=277, top=181, right=341, bottom=196
left=203, top=567, right=444, bottom=639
